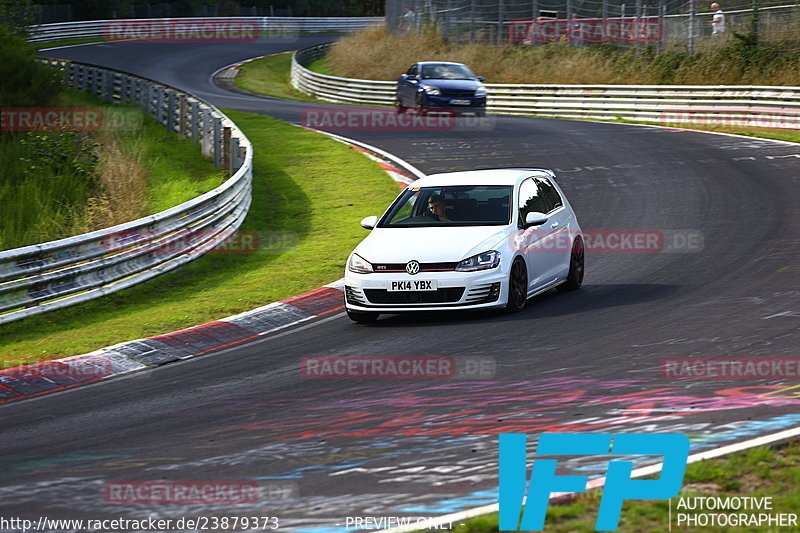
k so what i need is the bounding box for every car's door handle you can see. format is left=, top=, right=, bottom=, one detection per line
left=551, top=221, right=560, bottom=228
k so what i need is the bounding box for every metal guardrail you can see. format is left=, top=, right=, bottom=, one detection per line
left=30, top=16, right=384, bottom=42
left=0, top=60, right=253, bottom=324
left=291, top=43, right=800, bottom=127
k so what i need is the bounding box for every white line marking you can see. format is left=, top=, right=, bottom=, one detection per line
left=309, top=129, right=427, bottom=179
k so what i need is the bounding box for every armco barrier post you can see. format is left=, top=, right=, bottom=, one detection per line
left=191, top=101, right=200, bottom=141
left=202, top=108, right=212, bottom=158
left=121, top=74, right=129, bottom=102
left=223, top=126, right=232, bottom=172
left=104, top=69, right=114, bottom=101
left=179, top=94, right=188, bottom=139
left=166, top=90, right=177, bottom=133
left=90, top=67, right=99, bottom=97
left=156, top=87, right=165, bottom=126
left=230, top=136, right=240, bottom=171
left=213, top=117, right=223, bottom=168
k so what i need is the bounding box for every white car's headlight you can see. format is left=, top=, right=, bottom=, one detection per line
left=474, top=86, right=487, bottom=97
left=348, top=253, right=374, bottom=274
left=455, top=250, right=500, bottom=272
left=422, top=85, right=441, bottom=95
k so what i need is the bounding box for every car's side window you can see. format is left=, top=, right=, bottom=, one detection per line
left=536, top=176, right=563, bottom=213
left=406, top=64, right=418, bottom=76
left=518, top=178, right=551, bottom=226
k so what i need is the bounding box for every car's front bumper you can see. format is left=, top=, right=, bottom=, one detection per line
left=344, top=269, right=507, bottom=312
left=421, top=94, right=487, bottom=111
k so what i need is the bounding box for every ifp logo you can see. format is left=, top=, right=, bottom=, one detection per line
left=499, top=433, right=690, bottom=531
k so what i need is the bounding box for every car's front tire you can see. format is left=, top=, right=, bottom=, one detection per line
left=395, top=96, right=406, bottom=114
left=505, top=257, right=528, bottom=313
left=558, top=236, right=585, bottom=291
left=347, top=309, right=380, bottom=323
left=415, top=94, right=427, bottom=115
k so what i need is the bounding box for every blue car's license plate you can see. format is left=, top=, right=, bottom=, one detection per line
left=449, top=99, right=471, bottom=105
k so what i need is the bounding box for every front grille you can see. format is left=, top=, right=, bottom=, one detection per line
left=441, top=89, right=475, bottom=97
left=373, top=262, right=459, bottom=273
left=363, top=287, right=466, bottom=304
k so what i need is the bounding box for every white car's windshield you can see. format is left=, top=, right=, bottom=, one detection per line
left=420, top=64, right=476, bottom=80
left=380, top=185, right=512, bottom=227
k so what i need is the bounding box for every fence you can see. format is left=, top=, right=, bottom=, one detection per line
left=0, top=60, right=253, bottom=324
left=385, top=0, right=800, bottom=50
left=29, top=16, right=384, bottom=42
left=292, top=42, right=800, bottom=125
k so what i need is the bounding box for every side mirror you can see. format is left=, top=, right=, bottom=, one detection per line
left=407, top=75, right=417, bottom=81
left=524, top=211, right=548, bottom=228
left=477, top=76, right=485, bottom=82
left=360, top=215, right=379, bottom=230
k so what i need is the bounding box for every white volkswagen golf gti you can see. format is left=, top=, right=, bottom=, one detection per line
left=344, top=168, right=584, bottom=322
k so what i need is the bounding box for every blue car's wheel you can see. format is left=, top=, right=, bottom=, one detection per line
left=415, top=94, right=427, bottom=115
left=395, top=96, right=406, bottom=114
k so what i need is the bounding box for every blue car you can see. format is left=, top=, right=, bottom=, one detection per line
left=395, top=62, right=487, bottom=117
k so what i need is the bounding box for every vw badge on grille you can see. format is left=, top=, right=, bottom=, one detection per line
left=405, top=260, right=420, bottom=275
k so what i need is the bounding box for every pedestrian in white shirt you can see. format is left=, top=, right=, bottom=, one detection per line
left=711, top=3, right=726, bottom=34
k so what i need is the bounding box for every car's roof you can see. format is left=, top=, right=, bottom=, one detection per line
left=416, top=61, right=467, bottom=66
left=413, top=168, right=553, bottom=187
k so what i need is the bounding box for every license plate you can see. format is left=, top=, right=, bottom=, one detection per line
left=387, top=280, right=438, bottom=291
left=450, top=99, right=470, bottom=105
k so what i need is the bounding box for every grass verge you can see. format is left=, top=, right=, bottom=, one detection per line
left=436, top=440, right=800, bottom=532
left=305, top=56, right=334, bottom=76
left=234, top=52, right=323, bottom=102
left=34, top=37, right=107, bottom=50
left=0, top=89, right=225, bottom=250
left=328, top=26, right=800, bottom=85
left=0, top=111, right=400, bottom=367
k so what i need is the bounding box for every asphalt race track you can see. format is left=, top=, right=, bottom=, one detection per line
left=2, top=35, right=796, bottom=531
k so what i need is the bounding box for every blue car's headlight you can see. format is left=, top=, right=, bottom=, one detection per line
left=422, top=85, right=441, bottom=96
left=348, top=253, right=374, bottom=274
left=474, top=86, right=487, bottom=97
left=455, top=250, right=500, bottom=272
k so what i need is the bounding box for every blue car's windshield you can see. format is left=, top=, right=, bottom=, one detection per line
left=420, top=64, right=476, bottom=80
left=379, top=186, right=512, bottom=227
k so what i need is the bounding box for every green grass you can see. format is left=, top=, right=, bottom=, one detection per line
left=440, top=441, right=800, bottom=533
left=305, top=56, right=334, bottom=76
left=34, top=37, right=106, bottom=50
left=0, top=111, right=400, bottom=367
left=234, top=51, right=322, bottom=103
left=0, top=89, right=225, bottom=250
left=134, top=112, right=227, bottom=214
